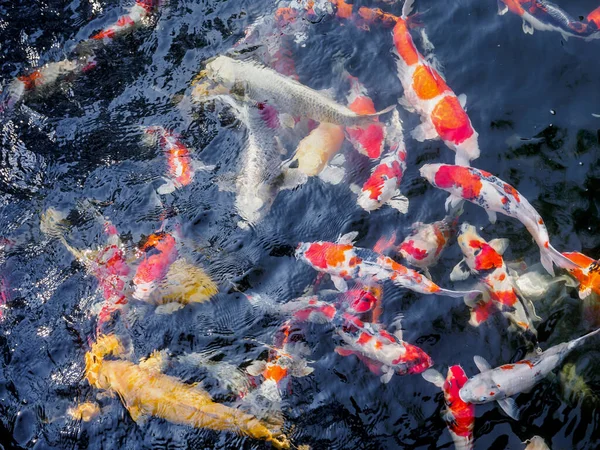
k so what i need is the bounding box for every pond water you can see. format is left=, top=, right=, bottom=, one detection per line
left=1, top=0, right=600, bottom=449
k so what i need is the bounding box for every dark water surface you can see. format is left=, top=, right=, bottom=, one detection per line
left=1, top=0, right=600, bottom=449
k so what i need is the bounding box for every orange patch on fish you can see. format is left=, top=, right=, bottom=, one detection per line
left=471, top=242, right=503, bottom=271
left=412, top=65, right=449, bottom=100
left=588, top=6, right=600, bottom=27
left=431, top=96, right=474, bottom=145
left=18, top=70, right=43, bottom=90
left=358, top=7, right=398, bottom=27
left=400, top=240, right=428, bottom=261
left=491, top=289, right=517, bottom=307
left=304, top=243, right=353, bottom=269
left=356, top=332, right=373, bottom=345
left=392, top=20, right=419, bottom=66
left=263, top=364, right=288, bottom=384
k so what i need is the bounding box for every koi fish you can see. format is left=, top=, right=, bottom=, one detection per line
left=562, top=252, right=600, bottom=299
left=451, top=223, right=539, bottom=334
left=90, top=0, right=159, bottom=40
left=352, top=110, right=409, bottom=213
left=334, top=312, right=432, bottom=382
left=0, top=0, right=159, bottom=113
left=285, top=122, right=346, bottom=185
left=201, top=56, right=394, bottom=127
left=133, top=231, right=178, bottom=301
left=85, top=335, right=290, bottom=449
left=40, top=208, right=131, bottom=325
left=154, top=258, right=218, bottom=307
left=498, top=1, right=600, bottom=40
left=144, top=126, right=213, bottom=195
left=296, top=232, right=481, bottom=298
left=252, top=290, right=430, bottom=382
left=345, top=73, right=386, bottom=159
left=359, top=2, right=479, bottom=165
left=419, top=163, right=580, bottom=276
left=422, top=366, right=475, bottom=450
left=397, top=208, right=461, bottom=278
left=458, top=327, right=600, bottom=420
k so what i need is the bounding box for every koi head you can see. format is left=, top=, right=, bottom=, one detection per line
left=421, top=164, right=483, bottom=201
left=203, top=55, right=238, bottom=90
left=459, top=376, right=499, bottom=404
left=343, top=289, right=379, bottom=314
left=394, top=342, right=432, bottom=375
left=457, top=223, right=504, bottom=272
left=444, top=365, right=470, bottom=405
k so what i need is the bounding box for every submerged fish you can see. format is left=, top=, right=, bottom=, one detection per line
left=85, top=335, right=290, bottom=448
left=296, top=232, right=481, bottom=298
left=498, top=1, right=600, bottom=40
left=459, top=327, right=600, bottom=420
left=451, top=223, right=539, bottom=334
left=201, top=56, right=394, bottom=127
left=524, top=436, right=550, bottom=450
left=133, top=231, right=178, bottom=301
left=40, top=208, right=131, bottom=325
left=422, top=366, right=475, bottom=450
left=419, top=163, right=579, bottom=276
left=0, top=0, right=159, bottom=112
left=352, top=110, right=409, bottom=213
left=285, top=122, right=346, bottom=185
left=144, top=126, right=213, bottom=195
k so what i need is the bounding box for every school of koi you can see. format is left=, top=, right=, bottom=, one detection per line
left=2, top=0, right=600, bottom=449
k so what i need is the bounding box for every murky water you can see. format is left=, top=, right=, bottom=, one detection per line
left=1, top=0, right=600, bottom=449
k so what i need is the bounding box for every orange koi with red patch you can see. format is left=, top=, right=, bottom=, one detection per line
left=91, top=0, right=159, bottom=40
left=563, top=252, right=600, bottom=299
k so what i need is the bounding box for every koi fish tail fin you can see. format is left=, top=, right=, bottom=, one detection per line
left=351, top=104, right=396, bottom=127
left=587, top=6, right=600, bottom=29
left=373, top=231, right=398, bottom=255
left=401, top=0, right=415, bottom=20
left=568, top=327, right=600, bottom=351
left=541, top=244, right=582, bottom=276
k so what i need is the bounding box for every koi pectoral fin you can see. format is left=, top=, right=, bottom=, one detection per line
left=522, top=19, right=535, bottom=35
left=497, top=397, right=519, bottom=420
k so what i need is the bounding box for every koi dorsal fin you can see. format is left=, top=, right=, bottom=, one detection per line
left=337, top=231, right=359, bottom=245
left=421, top=368, right=444, bottom=388
left=489, top=238, right=509, bottom=255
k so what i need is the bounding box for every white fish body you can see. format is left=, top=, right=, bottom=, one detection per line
left=203, top=56, right=393, bottom=126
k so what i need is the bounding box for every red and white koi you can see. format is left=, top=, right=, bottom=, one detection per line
left=498, top=1, right=600, bottom=40
left=132, top=231, right=178, bottom=301
left=144, top=126, right=213, bottom=194
left=459, top=327, right=600, bottom=420
left=422, top=366, right=475, bottom=450
left=352, top=110, right=409, bottom=213
left=295, top=232, right=481, bottom=298
left=450, top=223, right=538, bottom=333
left=90, top=0, right=159, bottom=41
left=345, top=73, right=386, bottom=159
left=420, top=163, right=580, bottom=276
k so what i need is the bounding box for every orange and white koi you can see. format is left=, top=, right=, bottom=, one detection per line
left=420, top=163, right=580, bottom=276
left=498, top=1, right=600, bottom=40
left=295, top=232, right=481, bottom=298
left=422, top=365, right=475, bottom=450
left=132, top=231, right=178, bottom=301
left=359, top=2, right=479, bottom=166
left=345, top=73, right=386, bottom=159
left=563, top=252, right=600, bottom=299
left=352, top=110, right=409, bottom=213
left=459, top=327, right=600, bottom=420
left=0, top=0, right=159, bottom=113
left=450, top=223, right=538, bottom=334
left=85, top=334, right=290, bottom=449
left=144, top=126, right=213, bottom=194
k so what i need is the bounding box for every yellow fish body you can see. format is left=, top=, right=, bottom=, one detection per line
left=85, top=335, right=289, bottom=449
